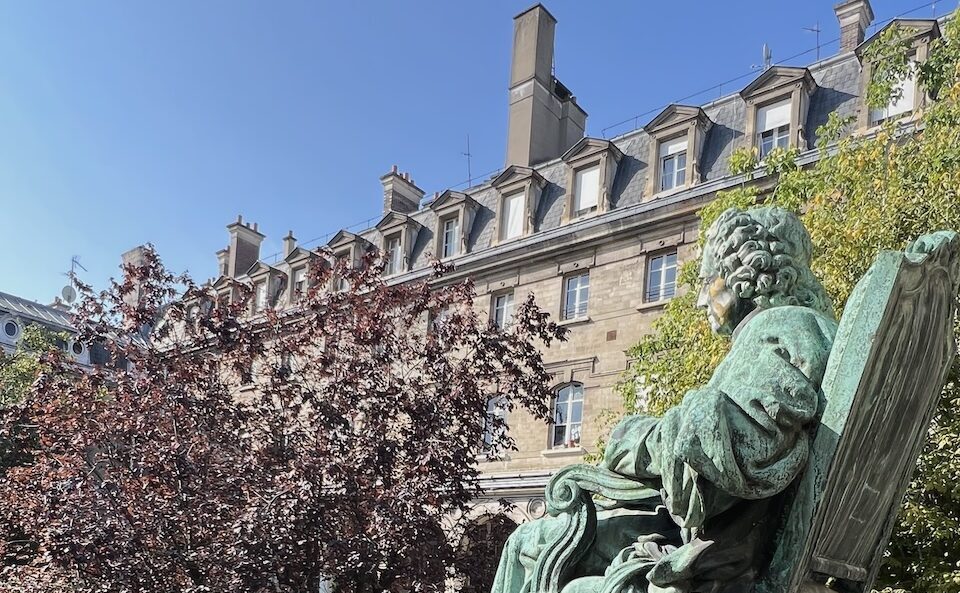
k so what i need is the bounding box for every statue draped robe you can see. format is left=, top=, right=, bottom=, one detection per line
left=492, top=305, right=838, bottom=593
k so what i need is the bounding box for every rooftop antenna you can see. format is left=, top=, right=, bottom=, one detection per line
left=803, top=21, right=822, bottom=61
left=462, top=134, right=473, bottom=188
left=61, top=256, right=87, bottom=304
left=762, top=43, right=773, bottom=70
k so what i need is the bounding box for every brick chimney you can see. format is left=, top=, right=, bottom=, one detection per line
left=380, top=165, right=424, bottom=214
left=283, top=231, right=297, bottom=257
left=835, top=0, right=874, bottom=53
left=505, top=4, right=587, bottom=167
left=225, top=215, right=265, bottom=277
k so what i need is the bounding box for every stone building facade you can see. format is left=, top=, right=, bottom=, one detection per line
left=204, top=1, right=939, bottom=528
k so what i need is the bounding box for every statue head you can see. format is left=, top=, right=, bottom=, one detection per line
left=696, top=206, right=832, bottom=335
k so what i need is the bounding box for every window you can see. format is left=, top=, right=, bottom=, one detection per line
left=385, top=236, right=402, bottom=276
left=482, top=395, right=507, bottom=451
left=254, top=281, right=268, bottom=311
left=501, top=191, right=524, bottom=241
left=551, top=383, right=584, bottom=448
left=71, top=341, right=84, bottom=356
left=870, top=55, right=917, bottom=125
left=563, top=272, right=590, bottom=320
left=572, top=165, right=600, bottom=215
left=441, top=217, right=460, bottom=258
left=493, top=292, right=515, bottom=328
left=293, top=267, right=307, bottom=297
left=756, top=98, right=792, bottom=157
left=646, top=251, right=678, bottom=302
left=3, top=319, right=19, bottom=339
left=659, top=136, right=688, bottom=191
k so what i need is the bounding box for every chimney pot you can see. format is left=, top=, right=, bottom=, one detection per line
left=392, top=164, right=399, bottom=174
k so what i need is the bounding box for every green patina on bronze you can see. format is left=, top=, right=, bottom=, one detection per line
left=491, top=207, right=960, bottom=593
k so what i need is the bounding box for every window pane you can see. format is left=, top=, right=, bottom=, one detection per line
left=553, top=425, right=567, bottom=448
left=574, top=166, right=600, bottom=212
left=569, top=424, right=581, bottom=446
left=570, top=401, right=583, bottom=424
left=556, top=385, right=570, bottom=404
left=502, top=192, right=524, bottom=240
left=660, top=156, right=674, bottom=191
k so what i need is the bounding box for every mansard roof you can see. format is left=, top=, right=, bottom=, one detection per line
left=740, top=66, right=816, bottom=99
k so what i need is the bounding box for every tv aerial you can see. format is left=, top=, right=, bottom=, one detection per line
left=60, top=255, right=87, bottom=304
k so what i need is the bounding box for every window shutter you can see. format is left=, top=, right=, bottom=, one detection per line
left=574, top=166, right=600, bottom=211
left=658, top=136, right=688, bottom=158
left=756, top=99, right=791, bottom=132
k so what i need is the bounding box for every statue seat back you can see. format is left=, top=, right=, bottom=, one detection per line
left=759, top=232, right=960, bottom=593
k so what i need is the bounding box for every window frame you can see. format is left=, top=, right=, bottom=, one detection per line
left=492, top=290, right=516, bottom=328
left=562, top=272, right=590, bottom=321
left=572, top=163, right=600, bottom=216
left=292, top=266, right=307, bottom=299
left=441, top=216, right=460, bottom=259
left=758, top=124, right=791, bottom=158
left=645, top=249, right=679, bottom=303
left=384, top=233, right=403, bottom=276
left=659, top=150, right=687, bottom=191
left=499, top=190, right=526, bottom=242
left=550, top=383, right=584, bottom=449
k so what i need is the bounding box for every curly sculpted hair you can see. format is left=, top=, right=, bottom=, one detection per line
left=701, top=206, right=833, bottom=315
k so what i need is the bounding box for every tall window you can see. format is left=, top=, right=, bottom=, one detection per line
left=442, top=217, right=460, bottom=258
left=482, top=395, right=507, bottom=451
left=293, top=267, right=307, bottom=298
left=646, top=251, right=678, bottom=302
left=870, top=55, right=917, bottom=125
left=659, top=137, right=687, bottom=191
left=493, top=292, right=515, bottom=328
left=573, top=165, right=600, bottom=215
left=756, top=98, right=791, bottom=158
left=563, top=272, right=590, bottom=320
left=385, top=236, right=402, bottom=276
left=501, top=191, right=524, bottom=241
left=254, top=281, right=268, bottom=311
left=551, top=383, right=584, bottom=448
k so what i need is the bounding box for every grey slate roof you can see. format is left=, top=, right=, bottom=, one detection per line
left=0, top=290, right=75, bottom=330
left=267, top=53, right=865, bottom=278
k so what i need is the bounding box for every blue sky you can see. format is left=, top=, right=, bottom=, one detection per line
left=0, top=0, right=948, bottom=303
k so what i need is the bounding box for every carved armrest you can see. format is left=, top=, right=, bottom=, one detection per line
left=530, top=464, right=662, bottom=593
left=544, top=463, right=662, bottom=516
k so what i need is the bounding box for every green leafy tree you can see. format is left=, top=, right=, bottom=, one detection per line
left=617, top=20, right=960, bottom=593
left=0, top=324, right=62, bottom=408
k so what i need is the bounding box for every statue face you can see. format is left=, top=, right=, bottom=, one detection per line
left=696, top=275, right=746, bottom=336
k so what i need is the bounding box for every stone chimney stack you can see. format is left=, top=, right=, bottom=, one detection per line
left=283, top=231, right=297, bottom=258
left=505, top=4, right=587, bottom=167
left=835, top=0, right=874, bottom=53
left=225, top=215, right=265, bottom=277
left=216, top=248, right=229, bottom=276
left=380, top=165, right=424, bottom=214
left=121, top=245, right=148, bottom=309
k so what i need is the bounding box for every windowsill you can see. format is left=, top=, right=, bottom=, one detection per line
left=649, top=185, right=687, bottom=201
left=637, top=298, right=672, bottom=311
left=557, top=316, right=591, bottom=327
left=477, top=452, right=512, bottom=464
left=541, top=446, right=586, bottom=458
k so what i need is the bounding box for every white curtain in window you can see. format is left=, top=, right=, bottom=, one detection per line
left=503, top=192, right=524, bottom=239
left=870, top=60, right=918, bottom=124
left=756, top=99, right=791, bottom=132
left=658, top=136, right=688, bottom=158
left=574, top=166, right=600, bottom=211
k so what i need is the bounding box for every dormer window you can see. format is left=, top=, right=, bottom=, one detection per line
left=643, top=106, right=711, bottom=199
left=756, top=98, right=792, bottom=157
left=658, top=136, right=687, bottom=191
left=491, top=166, right=545, bottom=243
left=385, top=234, right=402, bottom=276
left=561, top=139, right=623, bottom=221
left=572, top=165, right=600, bottom=215
left=501, top=190, right=525, bottom=241
left=740, top=66, right=816, bottom=157
left=429, top=190, right=479, bottom=259
left=254, top=281, right=267, bottom=312
left=293, top=267, right=306, bottom=297
left=375, top=212, right=421, bottom=277
left=868, top=53, right=918, bottom=126
left=856, top=19, right=940, bottom=130
left=441, top=217, right=459, bottom=259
